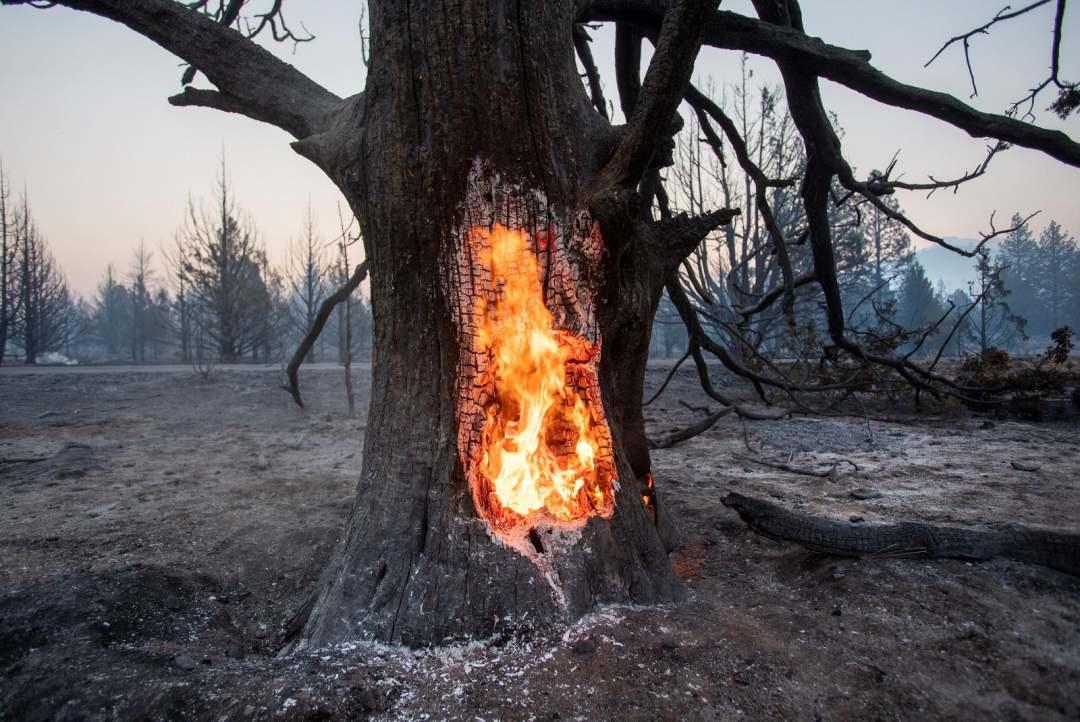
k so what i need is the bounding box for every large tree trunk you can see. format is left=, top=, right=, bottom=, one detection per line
left=289, top=0, right=689, bottom=648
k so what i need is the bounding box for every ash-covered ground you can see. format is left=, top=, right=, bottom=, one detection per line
left=1, top=363, right=1078, bottom=721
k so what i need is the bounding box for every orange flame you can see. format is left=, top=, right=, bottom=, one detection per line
left=471, top=224, right=612, bottom=526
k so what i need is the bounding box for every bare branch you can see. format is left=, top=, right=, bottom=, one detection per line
left=686, top=83, right=797, bottom=315
left=574, top=25, right=609, bottom=120
left=648, top=407, right=731, bottom=449
left=284, top=260, right=368, bottom=408
left=581, top=1, right=1080, bottom=166
left=5, top=0, right=343, bottom=139
left=643, top=348, right=691, bottom=406
left=924, top=1, right=1053, bottom=97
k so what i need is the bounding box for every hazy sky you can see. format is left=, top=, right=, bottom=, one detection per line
left=1, top=1, right=1078, bottom=297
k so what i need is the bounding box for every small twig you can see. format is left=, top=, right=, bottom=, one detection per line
left=740, top=419, right=762, bottom=455
left=678, top=399, right=712, bottom=414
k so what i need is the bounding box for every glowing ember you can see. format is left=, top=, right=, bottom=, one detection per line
left=469, top=223, right=613, bottom=527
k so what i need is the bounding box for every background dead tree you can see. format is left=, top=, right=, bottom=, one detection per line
left=334, top=203, right=364, bottom=415
left=286, top=203, right=327, bottom=363
left=178, top=154, right=274, bottom=363
left=0, top=158, right=15, bottom=365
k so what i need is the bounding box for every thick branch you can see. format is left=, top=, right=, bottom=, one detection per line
left=592, top=0, right=715, bottom=190
left=5, top=0, right=342, bottom=139
left=284, top=260, right=368, bottom=408
left=581, top=1, right=1080, bottom=167
left=648, top=206, right=740, bottom=269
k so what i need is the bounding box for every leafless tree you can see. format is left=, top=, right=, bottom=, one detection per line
left=163, top=232, right=192, bottom=362
left=5, top=0, right=1078, bottom=647
left=179, top=154, right=271, bottom=363
left=0, top=158, right=17, bottom=365
left=128, top=239, right=155, bottom=363
left=10, top=191, right=73, bottom=363
left=92, top=264, right=128, bottom=358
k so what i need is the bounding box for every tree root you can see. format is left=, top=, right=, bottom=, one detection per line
left=722, top=492, right=1080, bottom=577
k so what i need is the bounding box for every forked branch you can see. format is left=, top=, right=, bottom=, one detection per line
left=592, top=0, right=715, bottom=190
left=581, top=1, right=1080, bottom=166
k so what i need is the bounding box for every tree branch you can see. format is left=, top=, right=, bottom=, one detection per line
left=591, top=0, right=715, bottom=191
left=574, top=24, right=609, bottom=120
left=648, top=206, right=740, bottom=269
left=4, top=0, right=343, bottom=139
left=581, top=1, right=1080, bottom=167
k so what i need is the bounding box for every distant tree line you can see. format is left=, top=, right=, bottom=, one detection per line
left=0, top=160, right=81, bottom=365
left=0, top=155, right=372, bottom=366
left=886, top=214, right=1078, bottom=360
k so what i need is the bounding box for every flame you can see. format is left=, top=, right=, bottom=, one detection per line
left=471, top=223, right=612, bottom=525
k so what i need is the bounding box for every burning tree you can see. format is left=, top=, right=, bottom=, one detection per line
left=4, top=0, right=1077, bottom=647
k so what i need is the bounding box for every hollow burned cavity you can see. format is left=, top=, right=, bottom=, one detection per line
left=448, top=165, right=616, bottom=559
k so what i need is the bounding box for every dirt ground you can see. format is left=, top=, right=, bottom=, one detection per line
left=1, top=363, right=1078, bottom=721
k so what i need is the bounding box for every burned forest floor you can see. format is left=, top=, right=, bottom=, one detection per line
left=1, top=363, right=1079, bottom=721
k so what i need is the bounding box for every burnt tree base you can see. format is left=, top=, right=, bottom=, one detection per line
left=723, top=493, right=1080, bottom=577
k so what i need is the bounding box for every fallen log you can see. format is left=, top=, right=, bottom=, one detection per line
left=721, top=492, right=1080, bottom=577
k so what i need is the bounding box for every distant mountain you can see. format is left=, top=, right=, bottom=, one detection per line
left=914, top=237, right=992, bottom=294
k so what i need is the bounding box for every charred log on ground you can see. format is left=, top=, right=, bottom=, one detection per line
left=723, top=492, right=1080, bottom=577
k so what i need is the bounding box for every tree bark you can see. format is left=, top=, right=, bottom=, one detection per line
left=287, top=0, right=707, bottom=648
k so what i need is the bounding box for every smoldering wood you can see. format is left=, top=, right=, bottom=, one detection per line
left=281, top=0, right=735, bottom=648
left=723, top=492, right=1080, bottom=577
